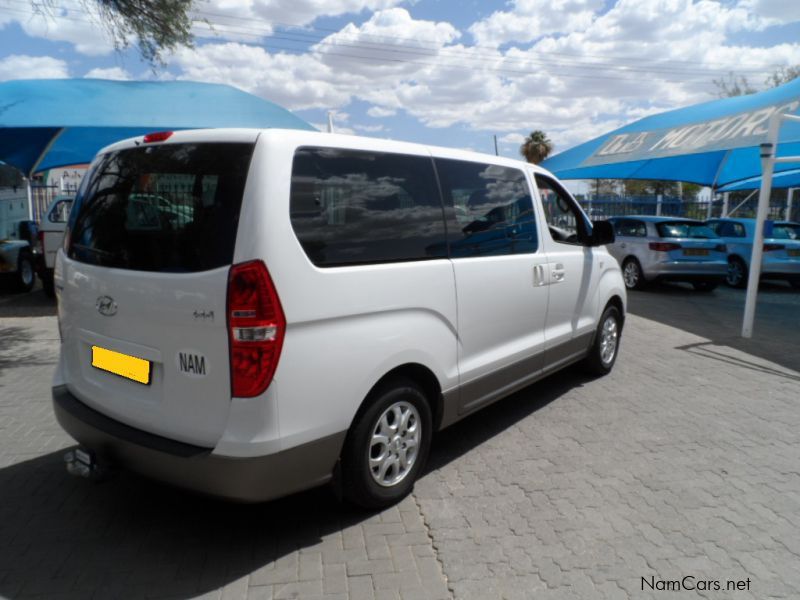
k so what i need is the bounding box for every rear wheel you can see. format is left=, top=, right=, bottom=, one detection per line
left=15, top=252, right=35, bottom=293
left=692, top=281, right=718, bottom=292
left=342, top=378, right=432, bottom=509
left=726, top=256, right=747, bottom=288
left=621, top=257, right=646, bottom=290
left=583, top=305, right=623, bottom=376
left=41, top=269, right=55, bottom=297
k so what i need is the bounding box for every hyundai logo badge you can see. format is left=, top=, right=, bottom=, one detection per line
left=96, top=296, right=117, bottom=317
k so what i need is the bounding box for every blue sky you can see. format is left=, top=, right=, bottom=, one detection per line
left=2, top=0, right=800, bottom=167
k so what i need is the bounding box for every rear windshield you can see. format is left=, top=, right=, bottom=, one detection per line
left=657, top=221, right=718, bottom=239
left=772, top=223, right=800, bottom=240
left=67, top=142, right=253, bottom=272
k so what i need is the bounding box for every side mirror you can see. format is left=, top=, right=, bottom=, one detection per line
left=589, top=220, right=614, bottom=246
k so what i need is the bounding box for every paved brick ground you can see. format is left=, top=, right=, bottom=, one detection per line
left=1, top=305, right=799, bottom=599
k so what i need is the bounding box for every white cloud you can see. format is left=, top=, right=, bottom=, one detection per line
left=499, top=133, right=525, bottom=145
left=84, top=67, right=131, bottom=80
left=0, top=55, right=69, bottom=80
left=367, top=106, right=397, bottom=117
left=469, top=0, right=603, bottom=47
left=739, top=0, right=800, bottom=23
left=172, top=0, right=800, bottom=155
left=15, top=7, right=116, bottom=55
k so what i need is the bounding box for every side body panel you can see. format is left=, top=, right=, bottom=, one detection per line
left=237, top=131, right=460, bottom=451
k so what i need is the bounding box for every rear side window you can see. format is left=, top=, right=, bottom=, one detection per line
left=771, top=223, right=800, bottom=240
left=656, top=221, right=718, bottom=239
left=614, top=219, right=647, bottom=237
left=713, top=221, right=747, bottom=238
left=290, top=147, right=447, bottom=266
left=435, top=158, right=537, bottom=257
left=68, top=143, right=253, bottom=272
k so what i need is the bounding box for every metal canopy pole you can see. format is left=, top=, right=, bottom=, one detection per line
left=786, top=188, right=795, bottom=221
left=741, top=113, right=800, bottom=338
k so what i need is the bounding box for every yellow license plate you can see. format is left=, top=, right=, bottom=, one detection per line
left=684, top=249, right=709, bottom=256
left=788, top=249, right=800, bottom=257
left=91, top=346, right=151, bottom=385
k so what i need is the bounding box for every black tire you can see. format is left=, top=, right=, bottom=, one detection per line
left=15, top=252, right=35, bottom=293
left=41, top=270, right=56, bottom=297
left=692, top=281, right=718, bottom=292
left=621, top=257, right=646, bottom=290
left=583, top=305, right=623, bottom=376
left=342, top=378, right=432, bottom=509
left=726, top=256, right=747, bottom=288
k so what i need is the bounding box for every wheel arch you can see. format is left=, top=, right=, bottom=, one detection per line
left=347, top=363, right=444, bottom=438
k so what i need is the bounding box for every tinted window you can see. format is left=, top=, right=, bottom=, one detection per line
left=68, top=143, right=253, bottom=272
left=714, top=221, right=747, bottom=238
left=614, top=219, right=647, bottom=237
left=535, top=174, right=590, bottom=244
left=48, top=199, right=73, bottom=223
left=656, top=221, right=718, bottom=239
left=771, top=223, right=800, bottom=240
left=290, top=148, right=446, bottom=267
left=435, top=158, right=537, bottom=257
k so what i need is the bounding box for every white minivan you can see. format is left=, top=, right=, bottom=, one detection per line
left=53, top=129, right=626, bottom=507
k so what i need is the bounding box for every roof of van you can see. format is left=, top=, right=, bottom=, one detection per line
left=97, top=128, right=557, bottom=178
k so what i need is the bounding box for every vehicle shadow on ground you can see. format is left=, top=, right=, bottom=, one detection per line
left=0, top=286, right=57, bottom=318
left=0, top=366, right=588, bottom=599
left=0, top=326, right=57, bottom=380
left=627, top=282, right=800, bottom=373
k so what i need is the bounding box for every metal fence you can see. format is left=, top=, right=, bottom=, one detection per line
left=577, top=195, right=800, bottom=222
left=30, top=184, right=78, bottom=224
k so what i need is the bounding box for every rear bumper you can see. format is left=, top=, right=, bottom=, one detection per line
left=761, top=260, right=800, bottom=278
left=647, top=260, right=727, bottom=282
left=53, top=385, right=345, bottom=502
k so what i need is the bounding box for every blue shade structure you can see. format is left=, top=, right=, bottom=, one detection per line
left=0, top=78, right=315, bottom=175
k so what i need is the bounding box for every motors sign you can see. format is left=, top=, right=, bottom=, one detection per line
left=582, top=101, right=800, bottom=166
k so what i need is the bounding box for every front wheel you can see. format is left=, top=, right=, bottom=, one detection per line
left=583, top=305, right=623, bottom=376
left=342, top=378, right=432, bottom=509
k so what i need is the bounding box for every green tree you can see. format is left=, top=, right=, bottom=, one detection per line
left=713, top=65, right=800, bottom=98
left=623, top=179, right=679, bottom=197
left=32, top=0, right=195, bottom=66
left=520, top=130, right=553, bottom=164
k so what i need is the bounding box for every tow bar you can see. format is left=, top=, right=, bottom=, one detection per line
left=64, top=447, right=109, bottom=481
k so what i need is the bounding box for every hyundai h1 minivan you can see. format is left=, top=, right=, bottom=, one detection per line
left=52, top=129, right=626, bottom=507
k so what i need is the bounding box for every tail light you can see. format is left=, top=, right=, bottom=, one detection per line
left=649, top=242, right=681, bottom=251
left=227, top=260, right=285, bottom=397
left=763, top=243, right=784, bottom=252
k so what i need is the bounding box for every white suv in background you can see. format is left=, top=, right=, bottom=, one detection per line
left=53, top=129, right=626, bottom=507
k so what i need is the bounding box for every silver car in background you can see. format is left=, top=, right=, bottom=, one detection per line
left=706, top=218, right=800, bottom=289
left=607, top=216, right=728, bottom=291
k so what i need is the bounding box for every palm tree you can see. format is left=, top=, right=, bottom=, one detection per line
left=520, top=130, right=553, bottom=164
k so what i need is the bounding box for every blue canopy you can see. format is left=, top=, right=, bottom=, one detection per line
left=0, top=78, right=315, bottom=176
left=542, top=78, right=800, bottom=187
left=717, top=168, right=800, bottom=192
